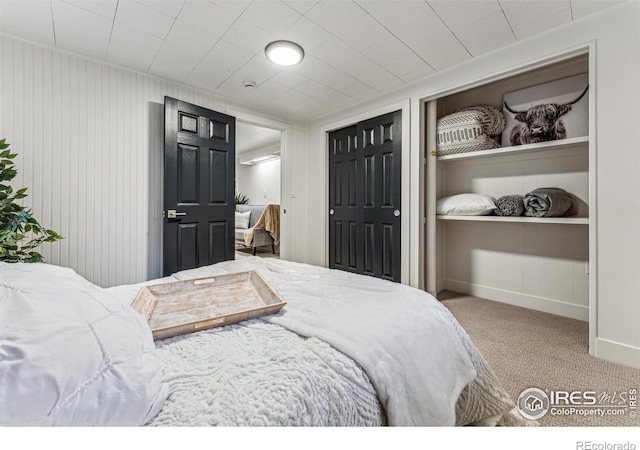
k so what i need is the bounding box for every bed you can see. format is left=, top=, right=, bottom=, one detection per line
left=0, top=257, right=527, bottom=427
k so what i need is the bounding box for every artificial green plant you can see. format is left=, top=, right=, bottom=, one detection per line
left=235, top=192, right=249, bottom=205
left=0, top=139, right=62, bottom=262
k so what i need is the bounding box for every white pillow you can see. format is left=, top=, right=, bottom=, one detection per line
left=235, top=210, right=251, bottom=229
left=436, top=193, right=496, bottom=216
left=0, top=262, right=168, bottom=426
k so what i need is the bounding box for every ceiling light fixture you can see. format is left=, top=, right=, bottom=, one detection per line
left=240, top=154, right=280, bottom=165
left=265, top=40, right=305, bottom=66
left=243, top=80, right=257, bottom=90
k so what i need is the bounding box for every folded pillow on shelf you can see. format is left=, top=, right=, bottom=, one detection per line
left=436, top=193, right=497, bottom=216
left=436, top=105, right=505, bottom=156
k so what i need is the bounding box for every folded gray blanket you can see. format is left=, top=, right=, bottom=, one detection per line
left=524, top=188, right=573, bottom=217
left=494, top=195, right=524, bottom=216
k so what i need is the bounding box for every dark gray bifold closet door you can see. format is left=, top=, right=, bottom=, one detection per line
left=328, top=110, right=402, bottom=282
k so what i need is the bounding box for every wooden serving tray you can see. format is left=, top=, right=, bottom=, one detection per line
left=131, top=271, right=286, bottom=340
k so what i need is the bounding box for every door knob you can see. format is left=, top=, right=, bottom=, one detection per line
left=329, top=209, right=335, bottom=215
left=167, top=209, right=186, bottom=219
left=394, top=209, right=400, bottom=217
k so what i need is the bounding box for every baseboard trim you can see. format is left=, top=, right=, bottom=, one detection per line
left=594, top=338, right=640, bottom=370
left=436, top=277, right=445, bottom=294
left=442, top=279, right=589, bottom=322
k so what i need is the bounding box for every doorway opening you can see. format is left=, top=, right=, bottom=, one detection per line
left=235, top=121, right=282, bottom=259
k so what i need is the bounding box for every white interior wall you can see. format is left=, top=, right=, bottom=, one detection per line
left=0, top=35, right=307, bottom=288
left=236, top=158, right=281, bottom=206
left=304, top=2, right=640, bottom=368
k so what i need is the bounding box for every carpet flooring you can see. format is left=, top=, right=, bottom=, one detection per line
left=441, top=291, right=640, bottom=427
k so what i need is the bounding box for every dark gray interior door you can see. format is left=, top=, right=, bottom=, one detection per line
left=163, top=97, right=235, bottom=276
left=328, top=124, right=360, bottom=274
left=328, top=110, right=402, bottom=282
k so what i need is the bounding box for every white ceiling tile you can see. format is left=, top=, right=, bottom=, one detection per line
left=331, top=13, right=391, bottom=52
left=290, top=54, right=333, bottom=79
left=312, top=37, right=401, bottom=91
left=398, top=65, right=436, bottom=84
left=283, top=1, right=320, bottom=15
left=313, top=68, right=371, bottom=97
left=360, top=0, right=470, bottom=70
left=428, top=1, right=502, bottom=26
left=177, top=1, right=238, bottom=37
left=269, top=70, right=309, bottom=89
left=149, top=20, right=219, bottom=80
left=350, top=87, right=379, bottom=102
left=465, top=31, right=516, bottom=57
left=213, top=74, right=251, bottom=98
left=245, top=78, right=291, bottom=102
left=357, top=1, right=431, bottom=29
left=148, top=55, right=195, bottom=81
left=271, top=102, right=317, bottom=120
left=115, top=1, right=176, bottom=39
left=321, top=88, right=355, bottom=107
left=362, top=34, right=411, bottom=65
left=52, top=0, right=112, bottom=59
left=187, top=40, right=254, bottom=89
left=63, top=0, right=118, bottom=20
left=570, top=1, right=624, bottom=19
left=501, top=1, right=572, bottom=40
left=297, top=95, right=334, bottom=114
left=240, top=1, right=302, bottom=36
left=418, top=36, right=471, bottom=71
left=218, top=54, right=282, bottom=88
left=136, top=0, right=185, bottom=19
left=107, top=21, right=163, bottom=72
left=409, top=30, right=470, bottom=71
left=305, top=0, right=368, bottom=34
left=376, top=50, right=433, bottom=80
left=428, top=1, right=515, bottom=56
left=211, top=1, right=252, bottom=16
left=220, top=18, right=276, bottom=54
left=0, top=1, right=55, bottom=46
left=218, top=77, right=290, bottom=111
left=295, top=79, right=330, bottom=98
left=274, top=88, right=312, bottom=106
left=279, top=16, right=332, bottom=52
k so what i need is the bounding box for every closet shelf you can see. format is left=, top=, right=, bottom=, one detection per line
left=436, top=215, right=589, bottom=225
left=436, top=136, right=589, bottom=162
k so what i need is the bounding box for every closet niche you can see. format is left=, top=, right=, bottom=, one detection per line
left=425, top=53, right=591, bottom=322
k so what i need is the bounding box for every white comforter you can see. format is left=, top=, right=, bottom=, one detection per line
left=108, top=257, right=517, bottom=426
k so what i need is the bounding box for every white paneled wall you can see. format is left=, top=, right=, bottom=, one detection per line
left=284, top=126, right=308, bottom=263
left=0, top=36, right=306, bottom=287
left=237, top=159, right=281, bottom=206
left=442, top=148, right=590, bottom=217
left=443, top=221, right=589, bottom=320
